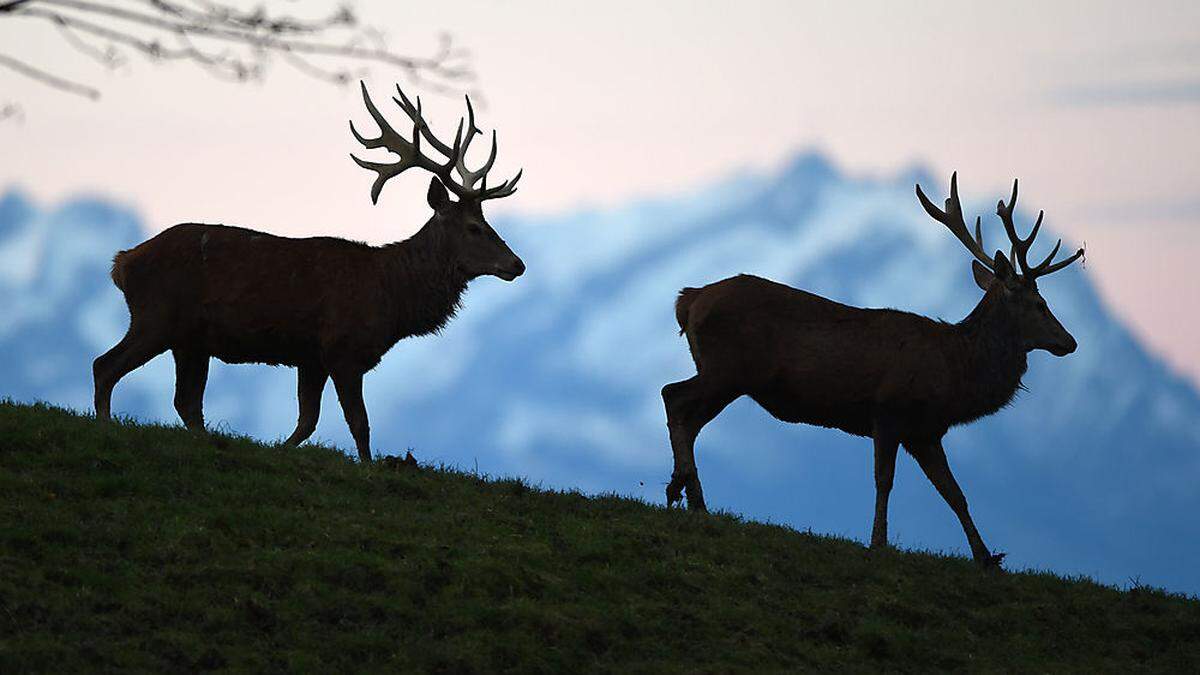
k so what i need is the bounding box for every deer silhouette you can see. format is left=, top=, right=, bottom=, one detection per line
left=662, top=173, right=1084, bottom=566
left=94, top=81, right=524, bottom=461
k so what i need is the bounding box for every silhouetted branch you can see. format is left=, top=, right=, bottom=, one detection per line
left=0, top=1, right=35, bottom=12
left=26, top=0, right=458, bottom=72
left=278, top=47, right=363, bottom=86
left=149, top=0, right=355, bottom=34
left=52, top=9, right=124, bottom=68
left=22, top=7, right=267, bottom=80
left=1, top=0, right=473, bottom=112
left=0, top=51, right=100, bottom=98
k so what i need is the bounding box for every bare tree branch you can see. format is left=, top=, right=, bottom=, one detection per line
left=21, top=7, right=268, bottom=79
left=26, top=0, right=460, bottom=73
left=1, top=0, right=474, bottom=113
left=149, top=0, right=355, bottom=34
left=53, top=9, right=124, bottom=69
left=0, top=1, right=36, bottom=13
left=278, top=46, right=363, bottom=86
left=0, top=51, right=100, bottom=98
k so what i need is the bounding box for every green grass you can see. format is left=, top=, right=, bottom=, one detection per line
left=1, top=401, right=1198, bottom=673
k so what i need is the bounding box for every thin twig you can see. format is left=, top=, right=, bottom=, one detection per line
left=25, top=0, right=468, bottom=75
left=278, top=47, right=364, bottom=85
left=0, top=51, right=99, bottom=98
left=0, top=0, right=35, bottom=13
left=53, top=11, right=123, bottom=68
left=147, top=0, right=354, bottom=34
left=21, top=8, right=248, bottom=68
left=1, top=0, right=476, bottom=109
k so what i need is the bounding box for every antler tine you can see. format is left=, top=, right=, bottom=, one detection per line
left=1028, top=209, right=1044, bottom=243
left=349, top=81, right=461, bottom=203
left=449, top=92, right=514, bottom=198
left=997, top=178, right=1037, bottom=276
left=393, top=83, right=458, bottom=160
left=350, top=155, right=406, bottom=205
left=351, top=81, right=521, bottom=204
left=457, top=129, right=500, bottom=192
left=1033, top=238, right=1062, bottom=270
left=1035, top=245, right=1085, bottom=276
left=1026, top=234, right=1085, bottom=277
left=915, top=172, right=995, bottom=269
left=453, top=94, right=500, bottom=192
left=480, top=168, right=523, bottom=201
left=459, top=94, right=482, bottom=156
left=350, top=81, right=410, bottom=153
left=995, top=178, right=1082, bottom=279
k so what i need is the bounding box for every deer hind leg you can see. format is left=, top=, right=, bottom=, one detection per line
left=93, top=322, right=169, bottom=422
left=870, top=423, right=900, bottom=550
left=331, top=369, right=371, bottom=463
left=907, top=439, right=1004, bottom=567
left=171, top=348, right=209, bottom=430
left=284, top=364, right=328, bottom=447
left=661, top=375, right=737, bottom=512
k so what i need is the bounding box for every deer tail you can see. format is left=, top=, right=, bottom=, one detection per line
left=110, top=249, right=131, bottom=292
left=675, top=287, right=701, bottom=335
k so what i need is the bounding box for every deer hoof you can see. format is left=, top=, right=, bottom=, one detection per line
left=665, top=480, right=684, bottom=507
left=380, top=452, right=419, bottom=471
left=976, top=552, right=1007, bottom=569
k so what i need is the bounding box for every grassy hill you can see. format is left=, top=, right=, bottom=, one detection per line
left=1, top=401, right=1197, bottom=672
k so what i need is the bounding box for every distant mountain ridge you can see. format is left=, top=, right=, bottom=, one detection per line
left=2, top=153, right=1198, bottom=593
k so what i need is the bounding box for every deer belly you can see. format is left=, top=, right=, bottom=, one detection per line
left=750, top=389, right=875, bottom=438
left=200, top=314, right=320, bottom=367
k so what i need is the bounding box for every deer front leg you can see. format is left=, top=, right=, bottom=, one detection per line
left=331, top=369, right=372, bottom=462
left=909, top=439, right=1004, bottom=567
left=870, top=425, right=900, bottom=550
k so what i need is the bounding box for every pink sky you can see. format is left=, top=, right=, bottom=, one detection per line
left=2, top=0, right=1198, bottom=383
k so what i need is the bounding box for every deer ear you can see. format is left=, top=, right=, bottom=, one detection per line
left=971, top=260, right=995, bottom=291
left=992, top=250, right=1016, bottom=281
left=427, top=178, right=450, bottom=210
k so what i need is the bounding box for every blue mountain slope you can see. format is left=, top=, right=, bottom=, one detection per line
left=2, top=155, right=1198, bottom=593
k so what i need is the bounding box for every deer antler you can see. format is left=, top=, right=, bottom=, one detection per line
left=995, top=179, right=1084, bottom=280
left=916, top=172, right=995, bottom=270
left=918, top=173, right=1084, bottom=281
left=349, top=81, right=522, bottom=204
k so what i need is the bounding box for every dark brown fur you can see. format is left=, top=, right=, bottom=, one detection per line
left=663, top=224, right=1079, bottom=567
left=94, top=180, right=523, bottom=461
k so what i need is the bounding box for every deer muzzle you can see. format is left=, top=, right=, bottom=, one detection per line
left=1047, top=334, right=1078, bottom=357
left=494, top=256, right=525, bottom=282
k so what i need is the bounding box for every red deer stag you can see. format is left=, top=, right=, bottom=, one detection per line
left=94, top=81, right=524, bottom=462
left=662, top=173, right=1083, bottom=566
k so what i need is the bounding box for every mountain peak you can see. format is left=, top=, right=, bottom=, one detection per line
left=894, top=162, right=938, bottom=193
left=777, top=149, right=839, bottom=187
left=0, top=188, right=35, bottom=240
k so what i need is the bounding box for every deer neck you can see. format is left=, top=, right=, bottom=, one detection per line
left=952, top=291, right=1029, bottom=421
left=382, top=225, right=470, bottom=339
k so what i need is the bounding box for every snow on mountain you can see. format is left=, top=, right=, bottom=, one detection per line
left=2, top=153, right=1198, bottom=593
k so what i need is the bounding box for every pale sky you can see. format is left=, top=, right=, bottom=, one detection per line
left=2, top=0, right=1198, bottom=383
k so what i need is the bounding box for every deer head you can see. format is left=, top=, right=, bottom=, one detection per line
left=916, top=173, right=1084, bottom=356
left=350, top=81, right=525, bottom=281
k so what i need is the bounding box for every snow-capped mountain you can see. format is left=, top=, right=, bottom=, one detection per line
left=2, top=153, right=1198, bottom=593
